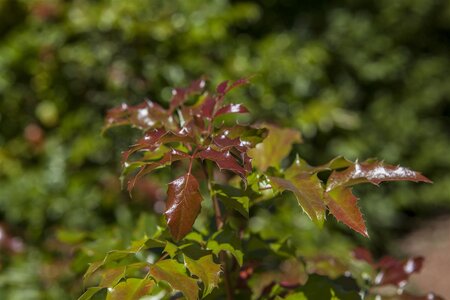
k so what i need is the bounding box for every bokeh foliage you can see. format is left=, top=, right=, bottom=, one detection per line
left=0, top=0, right=449, bottom=298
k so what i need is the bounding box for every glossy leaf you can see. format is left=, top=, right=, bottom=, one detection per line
left=325, top=187, right=368, bottom=237
left=286, top=155, right=353, bottom=176
left=165, top=173, right=203, bottom=241
left=371, top=293, right=444, bottom=300
left=184, top=254, right=222, bottom=296
left=106, top=278, right=154, bottom=300
left=214, top=103, right=249, bottom=118
left=375, top=256, right=424, bottom=286
left=123, top=128, right=193, bottom=162
left=169, top=78, right=206, bottom=112
left=104, top=101, right=168, bottom=132
left=196, top=148, right=248, bottom=179
left=269, top=174, right=326, bottom=226
left=326, top=161, right=432, bottom=192
left=150, top=259, right=199, bottom=300
left=197, top=95, right=216, bottom=119
left=248, top=124, right=302, bottom=171
left=221, top=125, right=268, bottom=147
left=127, top=148, right=190, bottom=192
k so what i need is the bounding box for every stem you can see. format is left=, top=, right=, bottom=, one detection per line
left=202, top=162, right=223, bottom=230
left=203, top=162, right=233, bottom=300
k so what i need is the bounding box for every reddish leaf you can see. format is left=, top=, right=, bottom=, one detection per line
left=169, top=78, right=206, bottom=112
left=199, top=95, right=216, bottom=119
left=104, top=100, right=168, bottom=131
left=220, top=125, right=268, bottom=148
left=269, top=174, right=326, bottom=226
left=353, top=247, right=374, bottom=264
left=127, top=149, right=190, bottom=192
left=123, top=128, right=194, bottom=162
left=375, top=256, right=423, bottom=286
left=225, top=77, right=251, bottom=93
left=216, top=80, right=229, bottom=94
left=196, top=148, right=248, bottom=179
left=165, top=173, right=203, bottom=241
left=216, top=77, right=251, bottom=95
left=376, top=292, right=444, bottom=300
left=325, top=187, right=368, bottom=237
left=326, top=161, right=432, bottom=192
left=214, top=103, right=249, bottom=118
left=213, top=134, right=241, bottom=151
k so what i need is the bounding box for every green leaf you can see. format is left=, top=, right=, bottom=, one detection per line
left=183, top=232, right=205, bottom=245
left=206, top=227, right=244, bottom=266
left=150, top=259, right=199, bottom=300
left=184, top=254, right=222, bottom=297
left=214, top=184, right=250, bottom=218
left=284, top=292, right=308, bottom=300
left=163, top=241, right=178, bottom=258
left=106, top=278, right=154, bottom=300
left=78, top=287, right=104, bottom=300
left=128, top=236, right=165, bottom=252
left=269, top=173, right=326, bottom=227
left=165, top=173, right=204, bottom=241
left=326, top=187, right=368, bottom=237
left=84, top=237, right=164, bottom=284
left=248, top=124, right=302, bottom=171
left=285, top=155, right=353, bottom=176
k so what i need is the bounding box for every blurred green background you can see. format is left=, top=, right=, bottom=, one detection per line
left=0, top=0, right=449, bottom=298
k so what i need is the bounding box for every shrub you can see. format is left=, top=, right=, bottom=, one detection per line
left=79, top=78, right=440, bottom=300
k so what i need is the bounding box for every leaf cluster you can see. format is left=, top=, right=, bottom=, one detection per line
left=80, top=79, right=437, bottom=300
